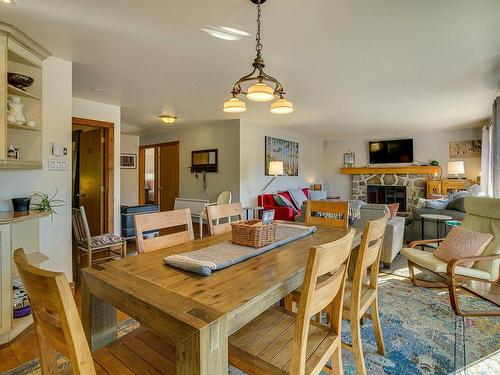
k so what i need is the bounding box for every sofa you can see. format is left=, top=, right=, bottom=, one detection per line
left=353, top=204, right=405, bottom=268
left=258, top=188, right=311, bottom=221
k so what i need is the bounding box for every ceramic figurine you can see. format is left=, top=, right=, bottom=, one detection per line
left=7, top=95, right=26, bottom=125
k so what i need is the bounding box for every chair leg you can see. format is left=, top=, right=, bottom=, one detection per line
left=370, top=296, right=386, bottom=355
left=331, top=345, right=343, bottom=375
left=199, top=217, right=203, bottom=238
left=407, top=260, right=416, bottom=285
left=351, top=317, right=367, bottom=375
left=122, top=241, right=127, bottom=258
left=87, top=247, right=92, bottom=268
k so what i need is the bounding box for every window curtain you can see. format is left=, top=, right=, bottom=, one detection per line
left=481, top=97, right=499, bottom=197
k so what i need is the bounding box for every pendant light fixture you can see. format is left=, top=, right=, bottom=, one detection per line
left=159, top=115, right=177, bottom=124
left=223, top=0, right=294, bottom=114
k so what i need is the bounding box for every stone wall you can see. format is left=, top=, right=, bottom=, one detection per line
left=351, top=174, right=428, bottom=212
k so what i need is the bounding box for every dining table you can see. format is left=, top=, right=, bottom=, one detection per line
left=81, top=225, right=361, bottom=375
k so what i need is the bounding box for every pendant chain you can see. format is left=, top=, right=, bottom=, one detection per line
left=255, top=1, right=263, bottom=55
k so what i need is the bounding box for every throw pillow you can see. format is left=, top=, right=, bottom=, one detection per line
left=273, top=193, right=298, bottom=214
left=387, top=203, right=399, bottom=218
left=433, top=227, right=493, bottom=267
left=288, top=188, right=308, bottom=210
left=447, top=196, right=466, bottom=212
left=424, top=198, right=450, bottom=210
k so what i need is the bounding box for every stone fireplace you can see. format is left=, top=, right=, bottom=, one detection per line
left=351, top=173, right=428, bottom=212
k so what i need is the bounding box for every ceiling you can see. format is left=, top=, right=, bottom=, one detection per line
left=1, top=0, right=500, bottom=139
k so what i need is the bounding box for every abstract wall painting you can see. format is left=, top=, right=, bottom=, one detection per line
left=265, top=136, right=299, bottom=176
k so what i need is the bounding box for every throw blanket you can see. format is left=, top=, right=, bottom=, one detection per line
left=164, top=223, right=316, bottom=276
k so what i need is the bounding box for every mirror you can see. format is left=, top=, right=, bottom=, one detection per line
left=191, top=149, right=218, bottom=173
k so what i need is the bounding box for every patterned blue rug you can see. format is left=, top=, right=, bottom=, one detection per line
left=4, top=275, right=499, bottom=375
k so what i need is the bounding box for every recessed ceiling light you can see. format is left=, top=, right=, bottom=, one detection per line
left=159, top=115, right=177, bottom=125
left=2, top=0, right=16, bottom=5
left=201, top=26, right=249, bottom=41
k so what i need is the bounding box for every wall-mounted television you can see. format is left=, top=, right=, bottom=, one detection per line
left=369, top=139, right=414, bottom=164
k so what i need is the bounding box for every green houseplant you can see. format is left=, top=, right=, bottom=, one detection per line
left=30, top=188, right=65, bottom=217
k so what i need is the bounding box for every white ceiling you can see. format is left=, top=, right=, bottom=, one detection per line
left=2, top=0, right=500, bottom=139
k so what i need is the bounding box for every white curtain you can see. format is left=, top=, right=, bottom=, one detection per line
left=482, top=97, right=500, bottom=197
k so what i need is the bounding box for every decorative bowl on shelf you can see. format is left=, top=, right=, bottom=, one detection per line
left=7, top=73, right=34, bottom=91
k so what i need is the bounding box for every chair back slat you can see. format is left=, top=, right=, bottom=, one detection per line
left=72, top=207, right=92, bottom=247
left=291, top=229, right=355, bottom=374
left=134, top=209, right=194, bottom=253
left=206, top=203, right=244, bottom=235
left=351, top=213, right=389, bottom=310
left=13, top=249, right=96, bottom=374
left=305, top=200, right=349, bottom=229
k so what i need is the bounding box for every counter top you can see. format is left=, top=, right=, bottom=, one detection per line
left=0, top=210, right=49, bottom=224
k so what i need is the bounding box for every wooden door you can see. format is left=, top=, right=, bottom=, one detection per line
left=79, top=129, right=104, bottom=235
left=159, top=143, right=179, bottom=211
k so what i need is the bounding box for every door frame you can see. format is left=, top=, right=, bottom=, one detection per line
left=72, top=117, right=114, bottom=233
left=138, top=141, right=179, bottom=208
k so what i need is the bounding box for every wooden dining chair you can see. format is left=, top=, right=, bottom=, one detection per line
left=72, top=206, right=126, bottom=269
left=305, top=200, right=349, bottom=229
left=134, top=208, right=194, bottom=253
left=342, top=213, right=389, bottom=375
left=206, top=202, right=244, bottom=235
left=13, top=248, right=177, bottom=374
left=229, top=229, right=355, bottom=375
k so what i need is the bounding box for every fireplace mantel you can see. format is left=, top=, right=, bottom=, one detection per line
left=341, top=166, right=439, bottom=175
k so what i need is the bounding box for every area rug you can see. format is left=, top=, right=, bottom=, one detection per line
left=4, top=275, right=499, bottom=375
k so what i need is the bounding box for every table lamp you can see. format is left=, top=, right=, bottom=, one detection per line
left=447, top=161, right=465, bottom=180
left=262, top=161, right=284, bottom=193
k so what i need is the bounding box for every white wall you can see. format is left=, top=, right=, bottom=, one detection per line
left=324, top=128, right=482, bottom=199
left=120, top=134, right=139, bottom=206
left=72, top=98, right=121, bottom=234
left=0, top=57, right=73, bottom=279
left=239, top=120, right=324, bottom=207
left=140, top=120, right=240, bottom=203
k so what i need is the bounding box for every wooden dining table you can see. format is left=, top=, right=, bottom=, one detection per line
left=81, top=225, right=361, bottom=375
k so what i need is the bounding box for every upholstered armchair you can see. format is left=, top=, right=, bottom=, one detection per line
left=353, top=204, right=405, bottom=268
left=401, top=197, right=500, bottom=317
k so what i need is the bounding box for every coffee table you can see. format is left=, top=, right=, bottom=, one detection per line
left=420, top=213, right=453, bottom=248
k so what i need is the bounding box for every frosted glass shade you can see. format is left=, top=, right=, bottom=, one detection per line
left=223, top=97, right=247, bottom=113
left=159, top=115, right=177, bottom=124
left=448, top=161, right=465, bottom=175
left=268, top=161, right=284, bottom=176
left=247, top=83, right=274, bottom=102
left=270, top=98, right=294, bottom=114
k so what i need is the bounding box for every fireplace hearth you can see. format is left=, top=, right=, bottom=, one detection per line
left=367, top=185, right=407, bottom=212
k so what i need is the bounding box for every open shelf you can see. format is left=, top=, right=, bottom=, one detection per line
left=7, top=122, right=41, bottom=132
left=0, top=159, right=42, bottom=170
left=7, top=84, right=40, bottom=100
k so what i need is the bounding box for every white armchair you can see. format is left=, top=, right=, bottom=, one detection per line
left=199, top=191, right=232, bottom=238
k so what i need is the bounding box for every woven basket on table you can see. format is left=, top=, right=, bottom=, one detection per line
left=231, top=220, right=277, bottom=248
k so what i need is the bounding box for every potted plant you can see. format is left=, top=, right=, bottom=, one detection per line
left=30, top=188, right=65, bottom=217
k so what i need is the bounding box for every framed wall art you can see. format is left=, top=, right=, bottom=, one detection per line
left=265, top=136, right=299, bottom=176
left=449, top=140, right=481, bottom=159
left=120, top=153, right=137, bottom=169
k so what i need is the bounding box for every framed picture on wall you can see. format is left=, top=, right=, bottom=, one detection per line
left=265, top=136, right=299, bottom=176
left=120, top=153, right=137, bottom=169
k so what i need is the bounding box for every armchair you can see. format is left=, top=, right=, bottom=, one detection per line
left=401, top=197, right=500, bottom=317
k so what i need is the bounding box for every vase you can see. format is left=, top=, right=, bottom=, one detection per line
left=7, top=95, right=26, bottom=124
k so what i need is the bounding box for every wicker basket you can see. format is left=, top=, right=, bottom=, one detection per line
left=231, top=220, right=277, bottom=248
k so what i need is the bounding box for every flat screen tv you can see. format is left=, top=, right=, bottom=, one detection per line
left=369, top=139, right=414, bottom=164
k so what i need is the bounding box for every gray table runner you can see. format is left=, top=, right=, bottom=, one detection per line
left=163, top=223, right=316, bottom=276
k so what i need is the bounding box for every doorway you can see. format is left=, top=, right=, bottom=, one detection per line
left=72, top=117, right=114, bottom=235
left=139, top=141, right=179, bottom=211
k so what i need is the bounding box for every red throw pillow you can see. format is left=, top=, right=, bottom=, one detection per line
left=433, top=227, right=493, bottom=267
left=387, top=203, right=399, bottom=218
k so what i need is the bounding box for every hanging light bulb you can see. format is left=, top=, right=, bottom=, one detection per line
left=223, top=97, right=247, bottom=113
left=270, top=98, right=294, bottom=114
left=247, top=82, right=274, bottom=102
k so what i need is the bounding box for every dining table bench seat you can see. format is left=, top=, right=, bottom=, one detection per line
left=82, top=225, right=362, bottom=375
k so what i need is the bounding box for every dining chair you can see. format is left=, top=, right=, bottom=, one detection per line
left=134, top=208, right=194, bottom=253
left=72, top=206, right=126, bottom=269
left=199, top=190, right=232, bottom=238
left=305, top=200, right=350, bottom=229
left=13, top=248, right=176, bottom=374
left=206, top=202, right=243, bottom=236
left=229, top=229, right=355, bottom=375
left=342, top=213, right=389, bottom=375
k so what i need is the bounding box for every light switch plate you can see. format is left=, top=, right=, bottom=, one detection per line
left=48, top=158, right=69, bottom=171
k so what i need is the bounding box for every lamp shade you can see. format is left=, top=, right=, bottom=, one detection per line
left=247, top=83, right=274, bottom=102
left=268, top=161, right=284, bottom=176
left=223, top=97, right=247, bottom=113
left=270, top=98, right=294, bottom=114
left=447, top=161, right=465, bottom=175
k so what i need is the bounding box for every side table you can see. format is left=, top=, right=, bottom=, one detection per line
left=420, top=213, right=452, bottom=249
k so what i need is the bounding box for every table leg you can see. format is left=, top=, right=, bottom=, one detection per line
left=81, top=273, right=117, bottom=351
left=437, top=220, right=440, bottom=239
left=421, top=218, right=425, bottom=250
left=176, top=317, right=228, bottom=375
